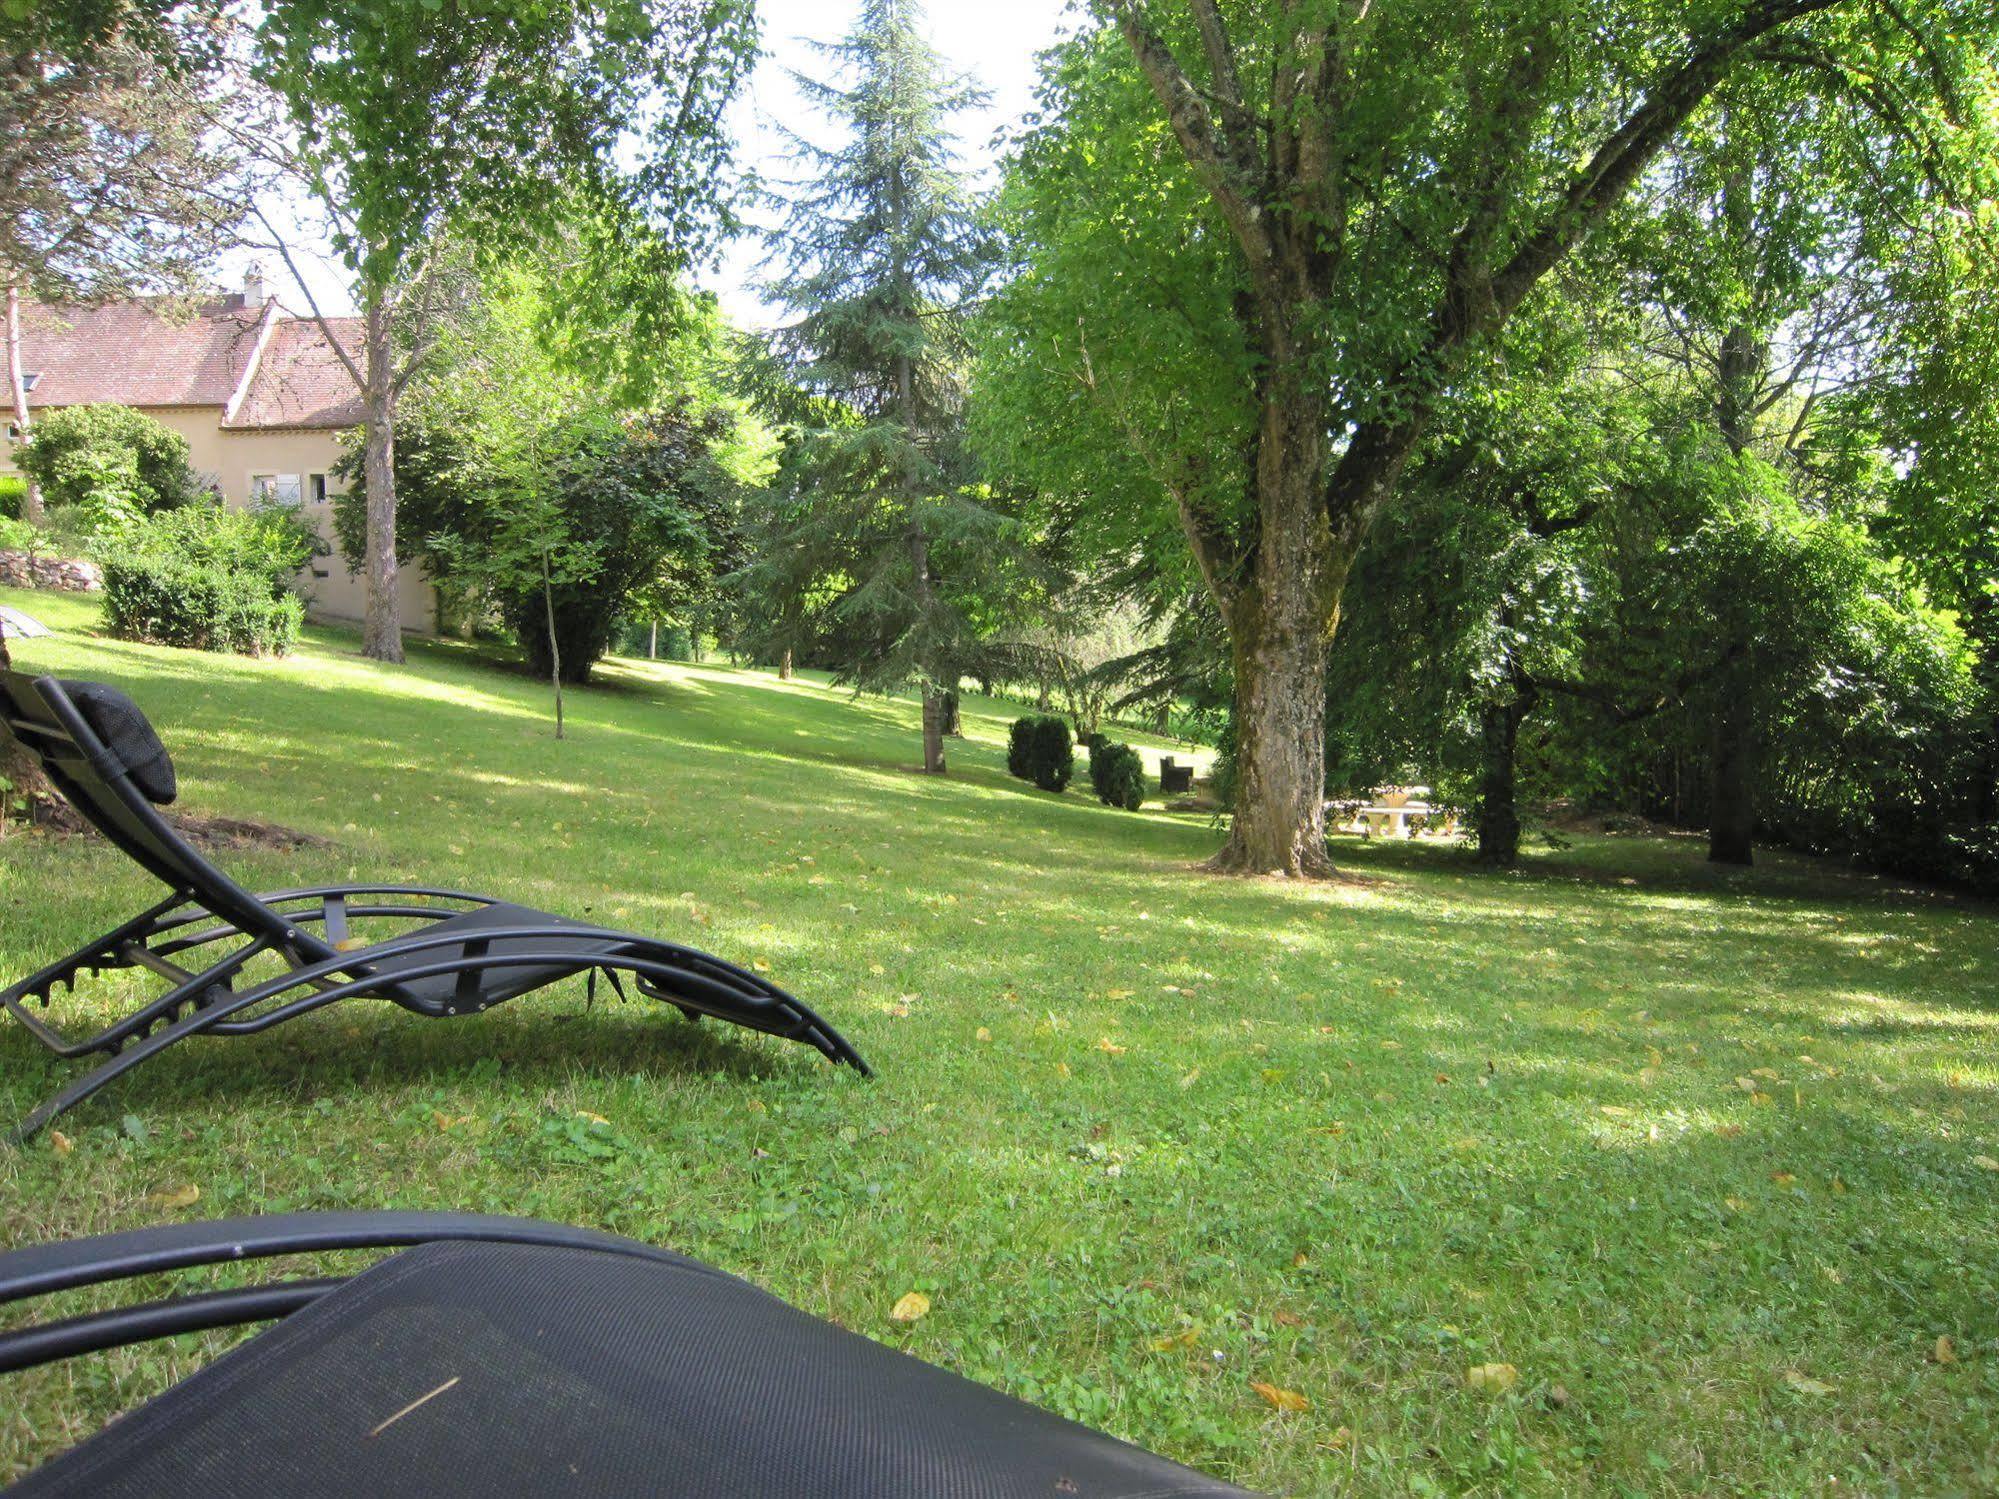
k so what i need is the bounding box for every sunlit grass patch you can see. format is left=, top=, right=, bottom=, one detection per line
left=1, top=582, right=1996, bottom=1494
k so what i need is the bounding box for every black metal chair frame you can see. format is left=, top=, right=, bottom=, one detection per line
left=1, top=671, right=868, bottom=1142
left=0, top=1211, right=699, bottom=1375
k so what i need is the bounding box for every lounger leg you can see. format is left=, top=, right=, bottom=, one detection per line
left=10, top=972, right=308, bottom=1144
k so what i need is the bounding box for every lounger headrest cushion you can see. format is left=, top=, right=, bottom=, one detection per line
left=59, top=680, right=177, bottom=806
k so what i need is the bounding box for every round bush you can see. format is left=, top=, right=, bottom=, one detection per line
left=97, top=503, right=314, bottom=657
left=1007, top=716, right=1038, bottom=779
left=1027, top=715, right=1074, bottom=793
left=1094, top=742, right=1146, bottom=811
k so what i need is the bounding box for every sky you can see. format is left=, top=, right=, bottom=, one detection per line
left=221, top=0, right=1079, bottom=327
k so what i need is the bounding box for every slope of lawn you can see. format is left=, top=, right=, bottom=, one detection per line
left=1, top=582, right=1996, bottom=1495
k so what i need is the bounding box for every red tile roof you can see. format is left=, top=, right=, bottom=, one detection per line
left=226, top=315, right=365, bottom=430
left=19, top=295, right=364, bottom=431
left=21, top=295, right=266, bottom=410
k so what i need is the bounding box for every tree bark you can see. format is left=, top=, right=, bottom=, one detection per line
left=1476, top=697, right=1525, bottom=867
left=6, top=282, right=42, bottom=524
left=542, top=552, right=564, bottom=740
left=1206, top=373, right=1343, bottom=877
left=920, top=690, right=948, bottom=774
left=942, top=688, right=961, bottom=736
left=778, top=646, right=793, bottom=680
left=360, top=296, right=404, bottom=663
left=1708, top=680, right=1755, bottom=865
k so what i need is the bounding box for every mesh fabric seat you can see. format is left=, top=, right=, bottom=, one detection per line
left=3, top=1236, right=1254, bottom=1498
left=358, top=902, right=636, bottom=1011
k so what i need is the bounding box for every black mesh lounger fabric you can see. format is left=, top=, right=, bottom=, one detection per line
left=57, top=680, right=176, bottom=804
left=4, top=1240, right=1258, bottom=1498
left=356, top=901, right=636, bottom=1010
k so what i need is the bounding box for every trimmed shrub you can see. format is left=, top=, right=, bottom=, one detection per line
left=0, top=474, right=24, bottom=519
left=98, top=503, right=314, bottom=656
left=1094, top=742, right=1146, bottom=811
left=1084, top=733, right=1112, bottom=798
left=1027, top=715, right=1074, bottom=793
left=1007, top=717, right=1037, bottom=779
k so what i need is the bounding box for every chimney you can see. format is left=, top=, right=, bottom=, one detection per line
left=243, top=262, right=265, bottom=308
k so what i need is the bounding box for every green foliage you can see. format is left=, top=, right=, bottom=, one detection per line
left=0, top=515, right=34, bottom=552
left=252, top=0, right=755, bottom=291
left=1025, top=715, right=1073, bottom=793
left=14, top=404, right=201, bottom=538
left=335, top=253, right=750, bottom=685
left=0, top=475, right=24, bottom=520
left=97, top=502, right=312, bottom=655
left=738, top=0, right=1029, bottom=742
left=1007, top=716, right=1037, bottom=780
left=1093, top=741, right=1145, bottom=812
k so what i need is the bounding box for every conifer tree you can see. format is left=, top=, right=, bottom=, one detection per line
left=758, top=0, right=1000, bottom=774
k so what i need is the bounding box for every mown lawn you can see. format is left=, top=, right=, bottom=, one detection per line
left=2, top=582, right=1996, bottom=1495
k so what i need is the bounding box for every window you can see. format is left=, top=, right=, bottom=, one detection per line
left=250, top=472, right=303, bottom=506
left=309, top=473, right=330, bottom=506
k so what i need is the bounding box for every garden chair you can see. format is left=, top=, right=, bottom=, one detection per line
left=0, top=671, right=868, bottom=1142
left=0, top=1211, right=1254, bottom=1496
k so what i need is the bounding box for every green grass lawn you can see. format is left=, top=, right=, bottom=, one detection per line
left=2, top=582, right=1996, bottom=1495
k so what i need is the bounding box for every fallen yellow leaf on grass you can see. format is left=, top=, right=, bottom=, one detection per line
left=1936, top=1335, right=1957, bottom=1364
left=975, top=1026, right=992, bottom=1042
left=49, top=1130, right=73, bottom=1156
left=752, top=958, right=771, bottom=973
left=1249, top=1381, right=1309, bottom=1413
left=574, top=1110, right=609, bottom=1126
left=434, top=1111, right=475, bottom=1131
left=1770, top=1172, right=1796, bottom=1186
left=1179, top=1068, right=1201, bottom=1089
left=1972, top=1156, right=1999, bottom=1172
left=868, top=963, right=886, bottom=976
left=148, top=1184, right=200, bottom=1209
left=1783, top=1370, right=1834, bottom=1396
left=890, top=1292, right=931, bottom=1323
left=1096, top=1037, right=1127, bottom=1055
left=1105, top=988, right=1134, bottom=1000
left=1319, top=1425, right=1352, bottom=1452
left=1466, top=1363, right=1519, bottom=1393
left=1151, top=1328, right=1198, bottom=1352
left=1599, top=1105, right=1632, bottom=1118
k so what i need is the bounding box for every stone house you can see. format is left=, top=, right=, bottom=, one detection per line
left=1, top=271, right=435, bottom=629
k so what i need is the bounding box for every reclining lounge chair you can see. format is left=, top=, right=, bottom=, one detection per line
left=0, top=1211, right=1256, bottom=1496
left=0, top=672, right=868, bottom=1142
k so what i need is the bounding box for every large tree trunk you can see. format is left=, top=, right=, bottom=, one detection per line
left=1477, top=701, right=1531, bottom=868
left=360, top=299, right=404, bottom=664
left=1708, top=682, right=1755, bottom=865
left=6, top=282, right=42, bottom=524
left=920, top=690, right=948, bottom=774
left=778, top=647, right=793, bottom=680
left=1207, top=372, right=1343, bottom=877
left=942, top=688, right=961, bottom=737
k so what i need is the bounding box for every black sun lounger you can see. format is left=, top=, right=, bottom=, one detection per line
left=0, top=1213, right=1257, bottom=1497
left=0, top=672, right=868, bottom=1141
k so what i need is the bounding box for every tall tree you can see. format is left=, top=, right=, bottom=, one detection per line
left=985, top=0, right=1994, bottom=875
left=0, top=1, right=240, bottom=522
left=245, top=0, right=755, bottom=662
left=757, top=0, right=1000, bottom=774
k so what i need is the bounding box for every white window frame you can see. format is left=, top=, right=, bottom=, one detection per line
left=249, top=472, right=304, bottom=506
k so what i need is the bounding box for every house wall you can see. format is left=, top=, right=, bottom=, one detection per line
left=2, top=407, right=435, bottom=631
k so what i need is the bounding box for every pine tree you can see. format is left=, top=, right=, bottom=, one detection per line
left=757, top=0, right=999, bottom=774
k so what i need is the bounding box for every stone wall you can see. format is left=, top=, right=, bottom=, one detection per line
left=0, top=550, right=102, bottom=592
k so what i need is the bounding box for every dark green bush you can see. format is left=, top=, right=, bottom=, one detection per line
left=98, top=503, right=313, bottom=656
left=1084, top=733, right=1112, bottom=797
left=1094, top=742, right=1146, bottom=811
left=1007, top=717, right=1037, bottom=779
left=1027, top=715, right=1074, bottom=793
